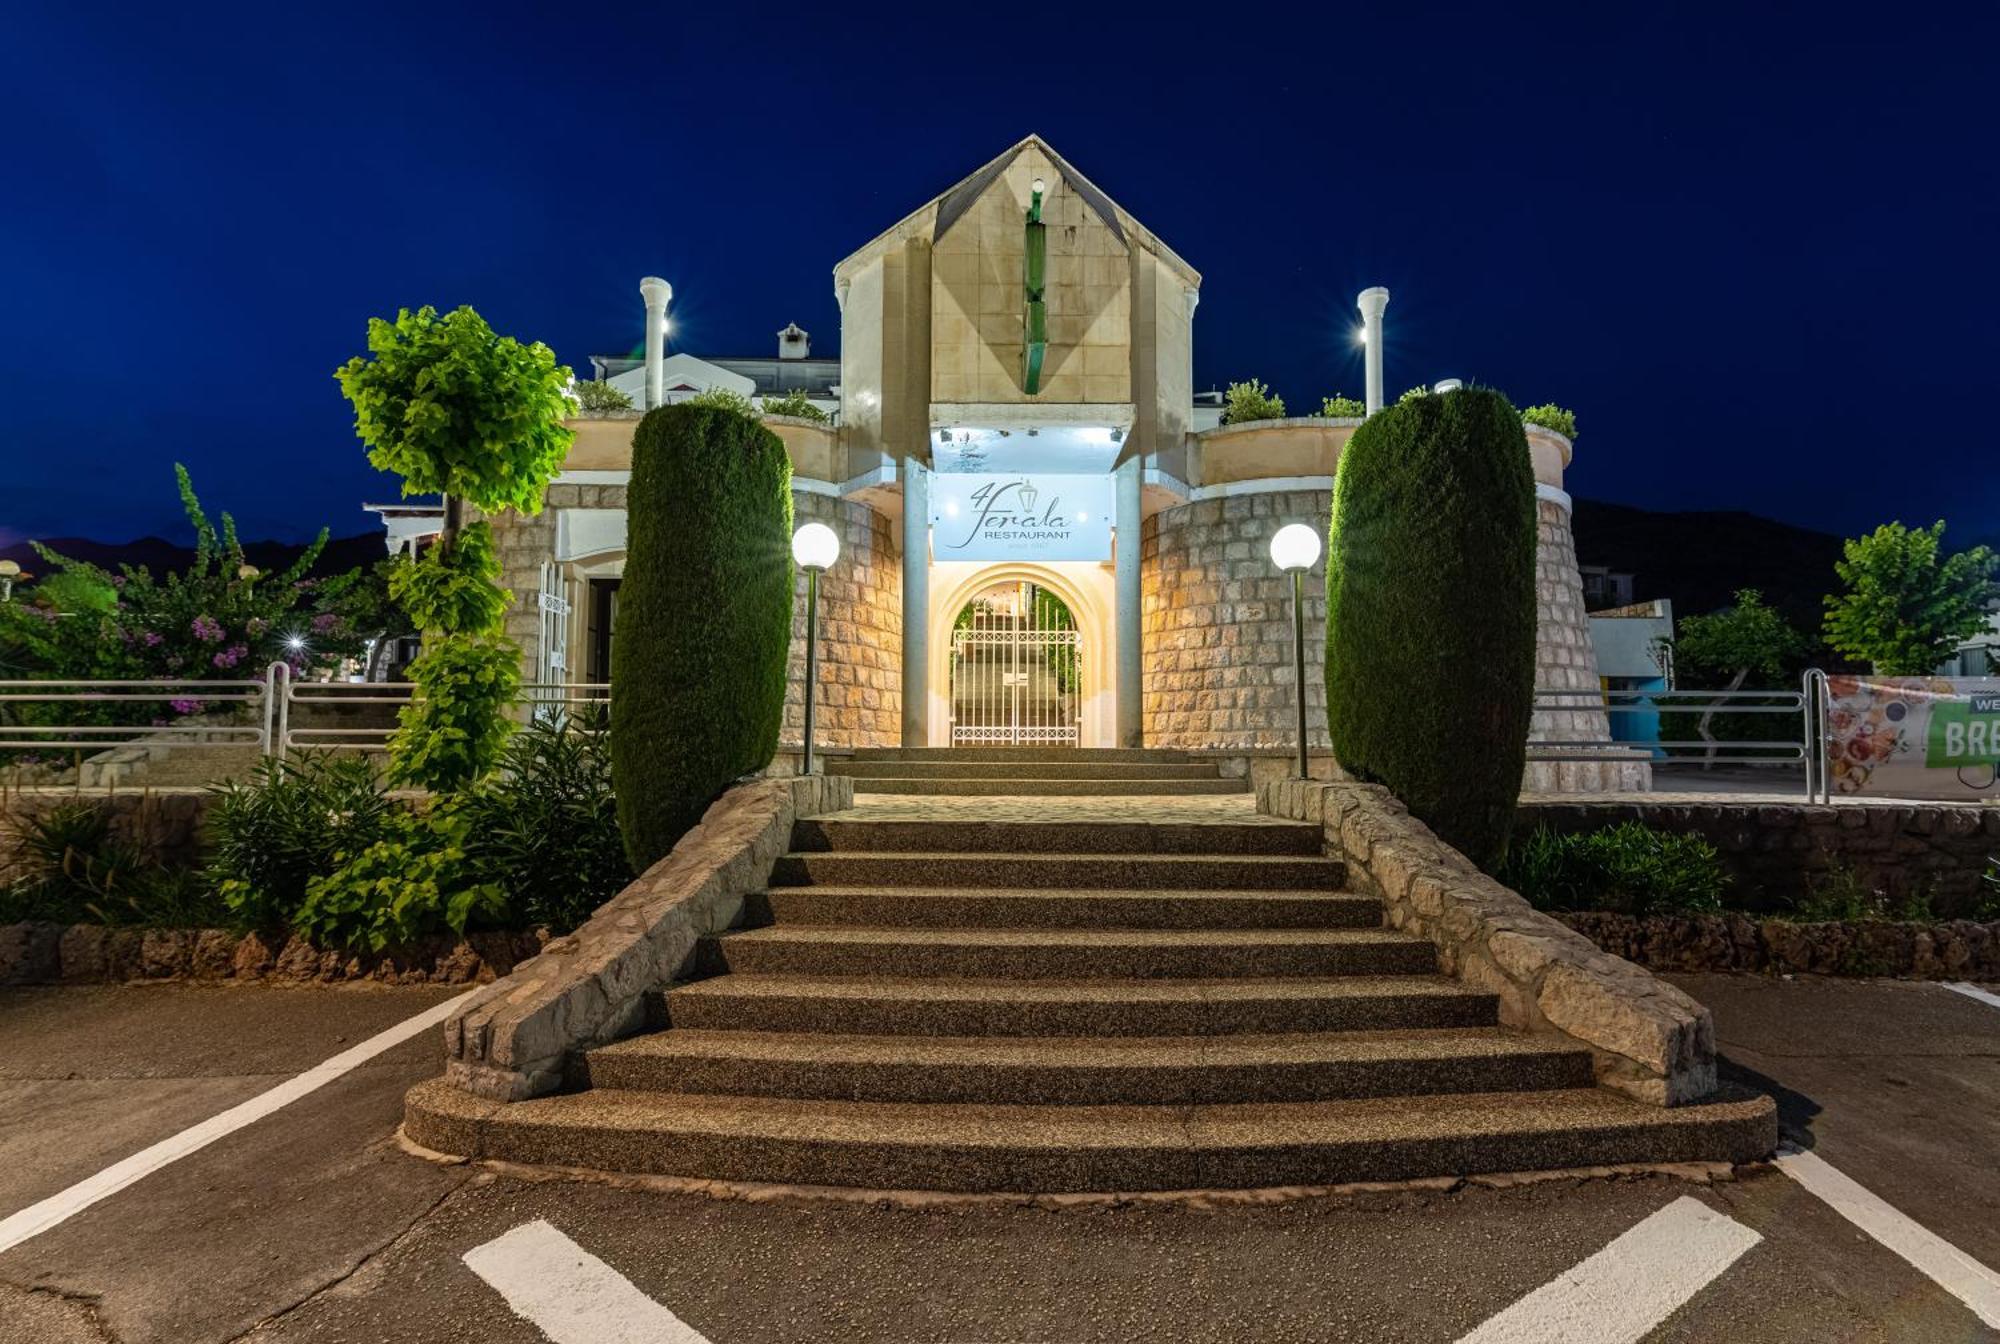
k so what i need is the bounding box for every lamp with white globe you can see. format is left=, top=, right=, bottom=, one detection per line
left=1269, top=523, right=1323, bottom=779
left=791, top=522, right=841, bottom=774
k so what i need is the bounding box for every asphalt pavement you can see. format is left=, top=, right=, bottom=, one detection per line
left=0, top=976, right=1994, bottom=1343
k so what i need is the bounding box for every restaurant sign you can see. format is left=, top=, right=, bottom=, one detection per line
left=929, top=474, right=1113, bottom=562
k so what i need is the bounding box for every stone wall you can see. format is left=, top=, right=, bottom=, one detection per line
left=1140, top=490, right=1330, bottom=750
left=1558, top=911, right=2000, bottom=980
left=1524, top=496, right=1646, bottom=793
left=2, top=789, right=213, bottom=878
left=480, top=481, right=626, bottom=685
left=1261, top=776, right=1730, bottom=1108
left=1517, top=798, right=2000, bottom=917
left=785, top=493, right=902, bottom=749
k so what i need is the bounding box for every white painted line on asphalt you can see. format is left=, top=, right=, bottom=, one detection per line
left=0, top=988, right=476, bottom=1255
left=465, top=1219, right=712, bottom=1344
left=1943, top=981, right=2000, bottom=1014
left=1455, top=1195, right=1760, bottom=1344
left=1776, top=1145, right=2000, bottom=1328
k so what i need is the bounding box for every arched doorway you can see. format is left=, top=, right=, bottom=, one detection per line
left=948, top=580, right=1083, bottom=746
left=927, top=562, right=1115, bottom=747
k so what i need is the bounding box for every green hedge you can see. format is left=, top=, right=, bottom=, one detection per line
left=1500, top=824, right=1728, bottom=917
left=1325, top=387, right=1537, bottom=869
left=613, top=403, right=794, bottom=870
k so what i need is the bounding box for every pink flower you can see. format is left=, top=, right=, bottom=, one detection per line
left=212, top=643, right=248, bottom=669
left=169, top=698, right=203, bottom=716
left=191, top=615, right=224, bottom=642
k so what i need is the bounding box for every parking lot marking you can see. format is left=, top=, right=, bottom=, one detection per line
left=465, top=1219, right=711, bottom=1344
left=1943, top=982, right=2000, bottom=1014
left=1455, top=1195, right=1759, bottom=1344
left=1776, top=1145, right=2000, bottom=1328
left=0, top=989, right=475, bottom=1255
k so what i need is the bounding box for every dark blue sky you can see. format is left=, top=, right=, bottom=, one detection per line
left=5, top=3, right=1995, bottom=550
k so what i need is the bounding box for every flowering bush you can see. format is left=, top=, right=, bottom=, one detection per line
left=0, top=466, right=388, bottom=748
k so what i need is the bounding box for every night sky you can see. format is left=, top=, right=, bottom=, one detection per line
left=5, top=4, right=1995, bottom=550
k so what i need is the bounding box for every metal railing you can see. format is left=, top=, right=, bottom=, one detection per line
left=1527, top=683, right=1814, bottom=792
left=1, top=663, right=611, bottom=766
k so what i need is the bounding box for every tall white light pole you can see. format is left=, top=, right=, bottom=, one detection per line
left=1357, top=286, right=1390, bottom=415
left=1270, top=523, right=1323, bottom=779
left=791, top=522, right=841, bottom=775
left=640, top=276, right=672, bottom=410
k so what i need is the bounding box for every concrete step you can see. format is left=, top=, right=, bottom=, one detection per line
left=663, top=974, right=1495, bottom=1036
left=701, top=926, right=1434, bottom=980
left=791, top=817, right=1322, bottom=856
left=848, top=748, right=1196, bottom=764
left=581, top=1028, right=1596, bottom=1105
left=406, top=1078, right=1778, bottom=1193
left=770, top=851, right=1345, bottom=891
left=749, top=886, right=1382, bottom=930
left=828, top=760, right=1223, bottom=780
left=848, top=776, right=1250, bottom=796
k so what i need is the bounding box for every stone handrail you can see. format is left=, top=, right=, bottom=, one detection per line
left=443, top=772, right=851, bottom=1100
left=1260, top=777, right=1716, bottom=1105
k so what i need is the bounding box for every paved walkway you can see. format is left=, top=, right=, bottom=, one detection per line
left=4, top=978, right=1999, bottom=1341
left=818, top=792, right=1292, bottom=825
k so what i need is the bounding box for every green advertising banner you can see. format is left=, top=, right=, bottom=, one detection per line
left=1825, top=676, right=2000, bottom=799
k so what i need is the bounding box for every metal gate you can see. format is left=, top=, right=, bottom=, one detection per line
left=534, top=561, right=573, bottom=723
left=949, top=581, right=1082, bottom=746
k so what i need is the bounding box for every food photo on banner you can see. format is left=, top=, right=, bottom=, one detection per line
left=1823, top=676, right=2000, bottom=799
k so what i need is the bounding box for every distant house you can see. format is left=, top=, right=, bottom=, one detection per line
left=1588, top=599, right=1674, bottom=756
left=1938, top=606, right=2000, bottom=676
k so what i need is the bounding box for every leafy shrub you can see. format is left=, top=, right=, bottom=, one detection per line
left=206, top=754, right=396, bottom=928
left=1326, top=387, right=1537, bottom=870
left=384, top=635, right=521, bottom=791
left=2, top=798, right=226, bottom=927
left=759, top=389, right=830, bottom=423
left=1520, top=403, right=1577, bottom=439
left=1397, top=385, right=1432, bottom=405
left=1500, top=824, right=1728, bottom=917
left=295, top=805, right=506, bottom=952
left=1221, top=380, right=1285, bottom=424
left=1318, top=395, right=1365, bottom=418
left=458, top=714, right=630, bottom=930
left=387, top=521, right=509, bottom=633
left=572, top=379, right=633, bottom=413
left=614, top=403, right=794, bottom=869
left=685, top=386, right=758, bottom=417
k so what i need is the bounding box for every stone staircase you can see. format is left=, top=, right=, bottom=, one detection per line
left=826, top=747, right=1248, bottom=796
left=407, top=805, right=1772, bottom=1192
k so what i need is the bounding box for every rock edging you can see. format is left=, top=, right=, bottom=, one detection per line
left=1558, top=911, right=2000, bottom=979
left=1259, top=777, right=1716, bottom=1106
left=0, top=921, right=547, bottom=986
left=441, top=773, right=852, bottom=1101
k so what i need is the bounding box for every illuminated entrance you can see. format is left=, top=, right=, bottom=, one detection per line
left=948, top=581, right=1083, bottom=746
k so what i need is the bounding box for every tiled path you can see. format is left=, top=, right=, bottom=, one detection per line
left=817, top=792, right=1296, bottom=825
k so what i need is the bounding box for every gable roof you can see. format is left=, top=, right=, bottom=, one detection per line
left=833, top=134, right=1199, bottom=287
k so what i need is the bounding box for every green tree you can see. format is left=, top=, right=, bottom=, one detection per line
left=1520, top=404, right=1577, bottom=439
left=759, top=389, right=831, bottom=423
left=1671, top=589, right=1807, bottom=767
left=1823, top=521, right=1999, bottom=675
left=1317, top=394, right=1366, bottom=418
left=1222, top=379, right=1285, bottom=424
left=1325, top=387, right=1537, bottom=870
left=613, top=402, right=794, bottom=869
left=335, top=306, right=574, bottom=790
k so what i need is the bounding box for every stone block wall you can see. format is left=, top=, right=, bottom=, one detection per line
left=1524, top=497, right=1645, bottom=793
left=786, top=493, right=902, bottom=749
left=1516, top=798, right=2000, bottom=916
left=1140, top=491, right=1329, bottom=750
left=479, top=482, right=624, bottom=686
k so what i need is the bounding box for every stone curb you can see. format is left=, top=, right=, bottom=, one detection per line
left=1259, top=778, right=1716, bottom=1107
left=1558, top=911, right=2000, bottom=979
left=441, top=773, right=852, bottom=1101
left=0, top=921, right=547, bottom=986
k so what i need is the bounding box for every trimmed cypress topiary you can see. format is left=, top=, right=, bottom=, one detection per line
left=1324, top=387, right=1538, bottom=870
left=613, top=403, right=794, bottom=870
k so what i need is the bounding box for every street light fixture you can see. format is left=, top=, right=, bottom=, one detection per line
left=1270, top=523, right=1323, bottom=779
left=0, top=559, right=18, bottom=603
left=791, top=522, right=841, bottom=775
